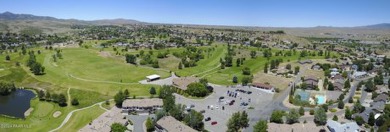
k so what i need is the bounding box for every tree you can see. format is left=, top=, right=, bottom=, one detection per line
left=345, top=107, right=352, bottom=120
left=242, top=67, right=251, bottom=75
left=365, top=79, right=375, bottom=92
left=232, top=76, right=238, bottom=83
left=241, top=76, right=252, bottom=86
left=376, top=115, right=385, bottom=126
left=38, top=90, right=45, bottom=100
left=146, top=117, right=155, bottom=132
left=184, top=110, right=204, bottom=131
left=58, top=94, right=67, bottom=106
left=114, top=90, right=126, bottom=107
left=368, top=112, right=375, bottom=126
left=354, top=116, right=365, bottom=126
left=299, top=107, right=305, bottom=116
left=5, top=55, right=10, bottom=61
left=250, top=51, right=257, bottom=58
left=286, top=64, right=292, bottom=70
left=71, top=98, right=79, bottom=106
left=124, top=89, right=129, bottom=98
left=353, top=101, right=365, bottom=113
left=186, top=82, right=209, bottom=97
left=286, top=109, right=300, bottom=124
left=332, top=115, right=338, bottom=121
left=236, top=58, right=241, bottom=67
left=239, top=111, right=249, bottom=128
left=227, top=112, right=241, bottom=132
left=45, top=92, right=51, bottom=101
left=294, top=66, right=300, bottom=75
left=253, top=120, right=267, bottom=132
left=388, top=79, right=390, bottom=89
left=328, top=83, right=334, bottom=91
left=270, top=110, right=284, bottom=123
left=111, top=123, right=127, bottom=132
left=149, top=87, right=156, bottom=95
left=264, top=62, right=268, bottom=73
left=178, top=62, right=183, bottom=69
left=125, top=54, right=137, bottom=64
left=344, top=79, right=351, bottom=89
left=314, top=108, right=327, bottom=125
left=338, top=100, right=345, bottom=109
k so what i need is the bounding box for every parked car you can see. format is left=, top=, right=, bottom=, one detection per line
left=247, top=91, right=252, bottom=94
left=211, top=121, right=218, bottom=125
left=205, top=117, right=211, bottom=121
left=219, top=96, right=225, bottom=100
left=200, top=110, right=206, bottom=113
left=190, top=104, right=195, bottom=108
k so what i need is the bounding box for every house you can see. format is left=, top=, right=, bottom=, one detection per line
left=298, top=60, right=312, bottom=65
left=122, top=98, right=163, bottom=114
left=268, top=122, right=326, bottom=132
left=311, top=65, right=322, bottom=70
left=332, top=82, right=344, bottom=91
left=326, top=120, right=361, bottom=132
left=172, top=77, right=199, bottom=91
left=252, top=82, right=275, bottom=91
left=156, top=116, right=197, bottom=132
left=353, top=108, right=377, bottom=123
left=332, top=74, right=344, bottom=80
left=352, top=71, right=368, bottom=79
left=303, top=76, right=319, bottom=90
left=370, top=101, right=385, bottom=112
left=373, top=94, right=389, bottom=102
left=146, top=74, right=161, bottom=82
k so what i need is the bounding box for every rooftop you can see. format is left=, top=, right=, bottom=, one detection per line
left=122, top=98, right=163, bottom=108
left=146, top=74, right=160, bottom=80
left=326, top=120, right=361, bottom=132
left=268, top=122, right=326, bottom=132
left=156, top=116, right=197, bottom=132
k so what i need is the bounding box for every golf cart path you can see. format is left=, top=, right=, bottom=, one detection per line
left=68, top=74, right=139, bottom=85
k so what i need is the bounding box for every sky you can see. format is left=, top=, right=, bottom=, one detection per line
left=0, top=0, right=389, bottom=27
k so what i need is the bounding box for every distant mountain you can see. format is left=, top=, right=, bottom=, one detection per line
left=0, top=11, right=57, bottom=21
left=0, top=11, right=143, bottom=25
left=358, top=23, right=390, bottom=29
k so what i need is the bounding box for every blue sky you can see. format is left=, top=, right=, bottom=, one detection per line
left=0, top=0, right=389, bottom=27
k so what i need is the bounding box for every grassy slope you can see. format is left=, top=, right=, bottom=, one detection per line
left=58, top=105, right=105, bottom=132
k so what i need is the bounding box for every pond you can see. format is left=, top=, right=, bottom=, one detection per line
left=0, top=89, right=35, bottom=118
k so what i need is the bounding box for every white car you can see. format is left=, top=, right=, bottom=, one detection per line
left=215, top=105, right=219, bottom=109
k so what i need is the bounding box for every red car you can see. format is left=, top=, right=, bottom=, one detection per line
left=211, top=121, right=218, bottom=125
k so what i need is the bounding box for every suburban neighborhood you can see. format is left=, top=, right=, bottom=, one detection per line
left=1, top=1, right=390, bottom=132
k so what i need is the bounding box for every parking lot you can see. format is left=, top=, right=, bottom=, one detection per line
left=175, top=84, right=274, bottom=132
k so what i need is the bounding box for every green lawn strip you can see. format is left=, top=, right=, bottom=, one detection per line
left=69, top=88, right=111, bottom=108
left=58, top=105, right=105, bottom=132
left=174, top=44, right=226, bottom=76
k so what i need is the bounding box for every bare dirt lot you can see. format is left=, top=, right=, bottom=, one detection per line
left=253, top=72, right=293, bottom=91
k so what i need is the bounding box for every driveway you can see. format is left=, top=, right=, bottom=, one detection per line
left=127, top=114, right=155, bottom=132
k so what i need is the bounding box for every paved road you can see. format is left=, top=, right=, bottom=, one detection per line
left=244, top=65, right=308, bottom=132
left=127, top=114, right=155, bottom=132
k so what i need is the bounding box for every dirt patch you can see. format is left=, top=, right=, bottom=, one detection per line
left=302, top=69, right=325, bottom=79
left=24, top=108, right=34, bottom=117
left=253, top=72, right=293, bottom=91
left=98, top=51, right=112, bottom=58
left=53, top=111, right=62, bottom=118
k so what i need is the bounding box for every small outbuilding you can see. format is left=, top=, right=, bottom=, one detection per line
left=146, top=74, right=160, bottom=82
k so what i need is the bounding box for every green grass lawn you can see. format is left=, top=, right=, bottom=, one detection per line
left=0, top=98, right=73, bottom=132
left=58, top=105, right=105, bottom=132
left=174, top=44, right=226, bottom=76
